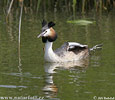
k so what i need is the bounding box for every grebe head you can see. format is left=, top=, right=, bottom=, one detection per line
left=37, top=20, right=57, bottom=43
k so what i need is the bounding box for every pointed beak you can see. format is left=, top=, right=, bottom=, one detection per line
left=37, top=32, right=44, bottom=38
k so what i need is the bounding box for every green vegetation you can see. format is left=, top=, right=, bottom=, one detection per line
left=67, top=20, right=95, bottom=25
left=1, top=0, right=115, bottom=15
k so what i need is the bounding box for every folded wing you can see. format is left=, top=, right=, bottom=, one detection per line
left=54, top=42, right=88, bottom=56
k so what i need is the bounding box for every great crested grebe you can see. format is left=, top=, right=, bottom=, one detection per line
left=37, top=20, right=102, bottom=62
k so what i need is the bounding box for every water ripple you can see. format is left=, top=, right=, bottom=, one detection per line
left=0, top=85, right=27, bottom=88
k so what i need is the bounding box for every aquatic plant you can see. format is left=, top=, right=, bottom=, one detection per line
left=2, top=0, right=114, bottom=15
left=67, top=20, right=95, bottom=26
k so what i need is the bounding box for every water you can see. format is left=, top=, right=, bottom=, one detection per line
left=0, top=9, right=115, bottom=100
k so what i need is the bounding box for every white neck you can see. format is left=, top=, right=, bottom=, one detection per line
left=45, top=41, right=53, bottom=53
left=44, top=41, right=60, bottom=62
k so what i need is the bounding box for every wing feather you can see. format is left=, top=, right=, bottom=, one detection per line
left=68, top=42, right=88, bottom=51
left=54, top=42, right=88, bottom=56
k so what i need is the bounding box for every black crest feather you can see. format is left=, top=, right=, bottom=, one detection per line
left=48, top=21, right=55, bottom=28
left=42, top=20, right=47, bottom=27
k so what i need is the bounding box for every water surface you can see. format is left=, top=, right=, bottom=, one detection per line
left=0, top=9, right=115, bottom=100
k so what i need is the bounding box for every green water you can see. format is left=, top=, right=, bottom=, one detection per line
left=0, top=9, right=115, bottom=100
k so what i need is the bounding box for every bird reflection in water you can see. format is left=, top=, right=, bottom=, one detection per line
left=43, top=59, right=89, bottom=99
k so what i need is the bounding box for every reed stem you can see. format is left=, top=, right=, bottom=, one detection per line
left=6, top=0, right=14, bottom=21
left=18, top=0, right=23, bottom=67
left=73, top=0, right=77, bottom=16
left=82, top=0, right=86, bottom=14
left=37, top=0, right=41, bottom=12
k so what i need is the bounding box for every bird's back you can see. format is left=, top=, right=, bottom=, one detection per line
left=54, top=42, right=89, bottom=61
